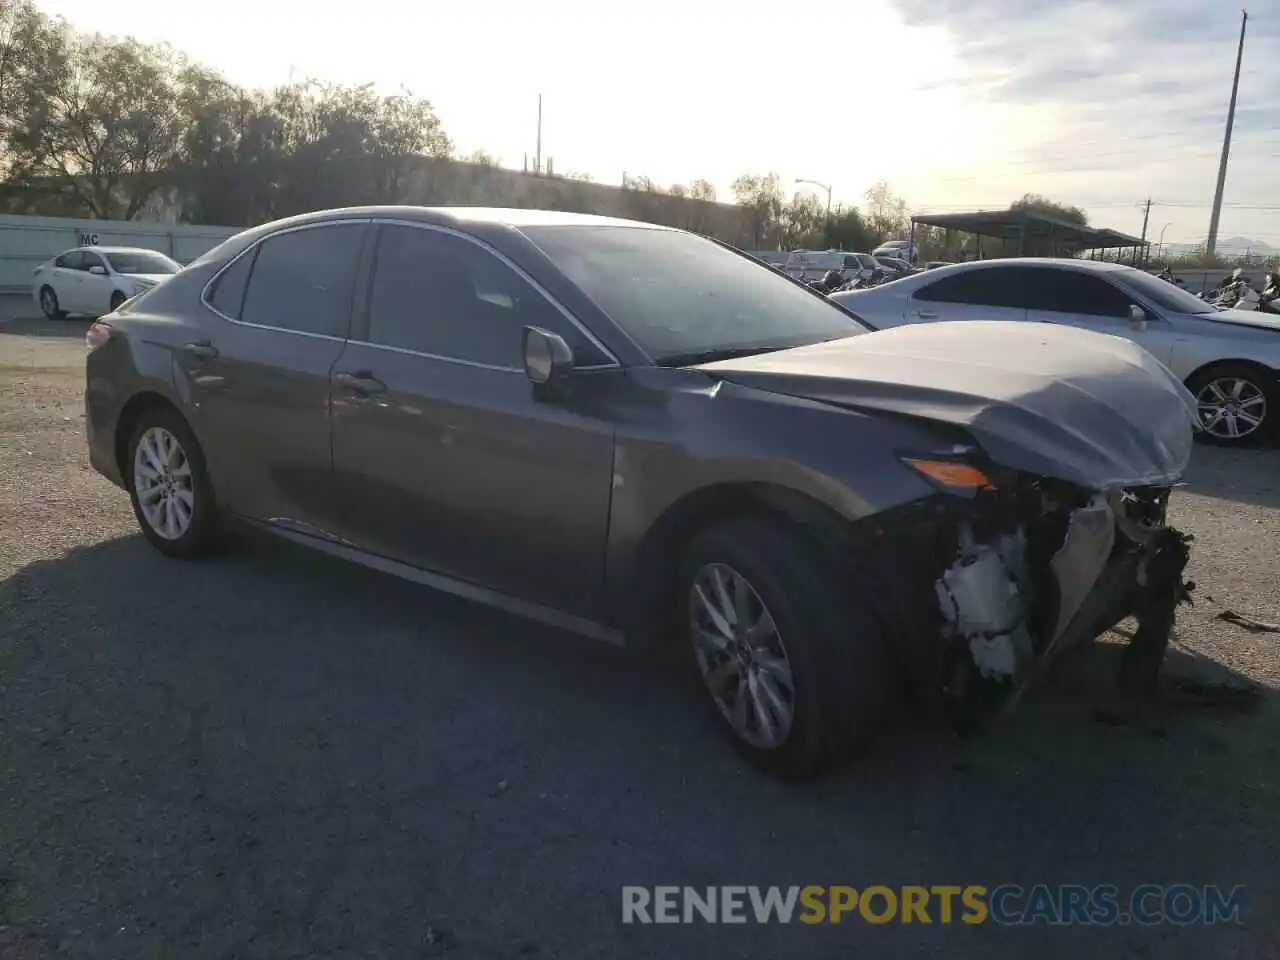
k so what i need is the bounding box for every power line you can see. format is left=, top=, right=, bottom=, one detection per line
left=918, top=148, right=1280, bottom=185
left=911, top=200, right=1280, bottom=212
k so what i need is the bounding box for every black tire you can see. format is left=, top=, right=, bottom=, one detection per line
left=108, top=290, right=127, bottom=313
left=125, top=405, right=223, bottom=559
left=38, top=285, right=67, bottom=320
left=1185, top=361, right=1276, bottom=447
left=677, top=517, right=893, bottom=780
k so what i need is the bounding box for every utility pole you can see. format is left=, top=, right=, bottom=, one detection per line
left=1138, top=198, right=1152, bottom=266
left=535, top=95, right=543, bottom=175
left=1207, top=10, right=1248, bottom=255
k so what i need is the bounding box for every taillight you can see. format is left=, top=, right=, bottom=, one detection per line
left=86, top=321, right=112, bottom=352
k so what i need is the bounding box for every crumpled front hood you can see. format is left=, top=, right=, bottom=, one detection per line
left=698, top=321, right=1200, bottom=490
left=120, top=273, right=172, bottom=286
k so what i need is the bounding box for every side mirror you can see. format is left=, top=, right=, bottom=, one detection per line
left=1128, top=304, right=1147, bottom=329
left=88, top=265, right=106, bottom=276
left=523, top=325, right=573, bottom=393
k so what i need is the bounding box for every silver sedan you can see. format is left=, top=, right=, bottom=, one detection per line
left=833, top=257, right=1280, bottom=446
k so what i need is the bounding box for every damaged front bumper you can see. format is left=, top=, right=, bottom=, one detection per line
left=861, top=468, right=1195, bottom=730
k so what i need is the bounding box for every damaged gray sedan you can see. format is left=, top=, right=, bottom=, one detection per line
left=84, top=208, right=1200, bottom=780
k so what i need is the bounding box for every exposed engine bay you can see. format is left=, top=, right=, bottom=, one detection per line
left=906, top=470, right=1195, bottom=729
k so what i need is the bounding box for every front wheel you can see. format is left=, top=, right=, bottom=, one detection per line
left=126, top=406, right=223, bottom=558
left=108, top=290, right=127, bottom=313
left=1187, top=362, right=1275, bottom=447
left=678, top=517, right=893, bottom=780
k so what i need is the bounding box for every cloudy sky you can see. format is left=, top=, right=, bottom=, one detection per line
left=34, top=0, right=1280, bottom=245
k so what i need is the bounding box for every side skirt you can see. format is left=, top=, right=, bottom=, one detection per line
left=239, top=517, right=627, bottom=648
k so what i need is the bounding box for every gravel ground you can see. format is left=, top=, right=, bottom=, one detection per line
left=2, top=309, right=1279, bottom=959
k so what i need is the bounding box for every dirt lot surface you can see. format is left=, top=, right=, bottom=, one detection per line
left=2, top=309, right=1279, bottom=958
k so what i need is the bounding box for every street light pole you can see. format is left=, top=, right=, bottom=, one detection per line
left=795, top=178, right=833, bottom=246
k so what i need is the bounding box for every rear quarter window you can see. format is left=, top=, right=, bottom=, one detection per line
left=205, top=248, right=258, bottom=320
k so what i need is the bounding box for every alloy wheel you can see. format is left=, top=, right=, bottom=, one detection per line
left=689, top=562, right=795, bottom=749
left=39, top=288, right=56, bottom=316
left=133, top=426, right=196, bottom=540
left=1195, top=376, right=1266, bottom=440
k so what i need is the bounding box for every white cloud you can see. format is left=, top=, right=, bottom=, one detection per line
left=891, top=0, right=1280, bottom=242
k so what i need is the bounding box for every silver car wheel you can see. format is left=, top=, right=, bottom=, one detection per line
left=1196, top=376, right=1266, bottom=440
left=690, top=562, right=795, bottom=749
left=39, top=287, right=57, bottom=316
left=133, top=426, right=195, bottom=540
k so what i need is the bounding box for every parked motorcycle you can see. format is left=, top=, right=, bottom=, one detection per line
left=1257, top=270, right=1280, bottom=315
left=1199, top=269, right=1253, bottom=309
left=1231, top=284, right=1261, bottom=311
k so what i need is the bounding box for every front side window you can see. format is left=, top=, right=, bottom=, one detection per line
left=1114, top=269, right=1218, bottom=316
left=104, top=250, right=180, bottom=275
left=364, top=224, right=608, bottom=368
left=239, top=223, right=366, bottom=337
left=1020, top=269, right=1132, bottom=318
left=55, top=251, right=85, bottom=270
left=521, top=225, right=869, bottom=364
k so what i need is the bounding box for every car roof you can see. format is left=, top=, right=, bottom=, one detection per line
left=62, top=246, right=171, bottom=256
left=194, top=205, right=681, bottom=267
left=255, top=205, right=673, bottom=233
left=935, top=257, right=1130, bottom=274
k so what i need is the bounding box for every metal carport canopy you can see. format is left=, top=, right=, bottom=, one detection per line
left=909, top=208, right=1144, bottom=252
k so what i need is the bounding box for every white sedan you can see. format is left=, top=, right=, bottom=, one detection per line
left=832, top=257, right=1280, bottom=446
left=32, top=246, right=181, bottom=319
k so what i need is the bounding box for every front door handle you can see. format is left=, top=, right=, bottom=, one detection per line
left=335, top=371, right=387, bottom=395
left=915, top=310, right=937, bottom=319
left=182, top=341, right=219, bottom=360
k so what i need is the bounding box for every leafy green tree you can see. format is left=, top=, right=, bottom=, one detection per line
left=863, top=179, right=909, bottom=242
left=826, top=205, right=876, bottom=252
left=7, top=33, right=185, bottom=218
left=1011, top=192, right=1088, bottom=225
left=731, top=172, right=784, bottom=247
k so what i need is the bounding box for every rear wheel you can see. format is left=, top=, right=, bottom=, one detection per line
left=38, top=285, right=67, bottom=320
left=1187, top=362, right=1275, bottom=446
left=125, top=406, right=223, bottom=559
left=678, top=517, right=893, bottom=780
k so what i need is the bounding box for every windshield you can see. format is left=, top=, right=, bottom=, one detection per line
left=103, top=250, right=180, bottom=275
left=1115, top=269, right=1217, bottom=315
left=522, top=226, right=871, bottom=363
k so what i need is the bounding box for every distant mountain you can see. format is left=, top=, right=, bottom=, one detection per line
left=1159, top=236, right=1275, bottom=257
left=1216, top=236, right=1275, bottom=255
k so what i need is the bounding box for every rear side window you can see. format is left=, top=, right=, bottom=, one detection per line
left=206, top=248, right=258, bottom=320
left=239, top=223, right=366, bottom=337
left=916, top=268, right=1021, bottom=307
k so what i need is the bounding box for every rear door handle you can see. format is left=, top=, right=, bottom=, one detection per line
left=335, top=371, right=387, bottom=395
left=182, top=341, right=219, bottom=360
left=915, top=310, right=937, bottom=319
